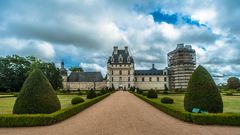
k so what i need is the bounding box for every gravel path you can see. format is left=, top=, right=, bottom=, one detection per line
left=0, top=91, right=240, bottom=135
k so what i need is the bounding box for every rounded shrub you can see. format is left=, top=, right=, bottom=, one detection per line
left=163, top=91, right=168, bottom=94
left=71, top=97, right=85, bottom=105
left=142, top=92, right=147, bottom=96
left=147, top=89, right=158, bottom=98
left=161, top=97, right=174, bottom=104
left=184, top=65, right=223, bottom=113
left=225, top=91, right=233, bottom=96
left=100, top=89, right=107, bottom=95
left=137, top=89, right=143, bottom=94
left=87, top=89, right=97, bottom=99
left=13, top=69, right=61, bottom=114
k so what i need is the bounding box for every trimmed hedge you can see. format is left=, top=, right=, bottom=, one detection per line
left=0, top=93, right=110, bottom=127
left=134, top=93, right=240, bottom=125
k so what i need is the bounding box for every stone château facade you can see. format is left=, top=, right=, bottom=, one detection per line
left=62, top=44, right=196, bottom=90
left=107, top=46, right=168, bottom=90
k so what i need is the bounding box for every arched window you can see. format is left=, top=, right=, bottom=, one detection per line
left=119, top=70, right=122, bottom=75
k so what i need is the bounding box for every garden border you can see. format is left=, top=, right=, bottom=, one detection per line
left=134, top=92, right=240, bottom=126
left=0, top=93, right=111, bottom=127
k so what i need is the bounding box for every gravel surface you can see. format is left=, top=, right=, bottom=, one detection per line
left=0, top=91, right=240, bottom=135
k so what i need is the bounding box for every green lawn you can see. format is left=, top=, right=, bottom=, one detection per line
left=0, top=95, right=86, bottom=114
left=150, top=94, right=240, bottom=113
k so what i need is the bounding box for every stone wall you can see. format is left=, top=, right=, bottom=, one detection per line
left=134, top=75, right=168, bottom=90
left=63, top=81, right=107, bottom=90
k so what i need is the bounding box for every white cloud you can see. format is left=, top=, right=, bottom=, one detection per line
left=0, top=0, right=240, bottom=84
left=191, top=9, right=217, bottom=24
left=80, top=63, right=106, bottom=75
left=0, top=38, right=55, bottom=61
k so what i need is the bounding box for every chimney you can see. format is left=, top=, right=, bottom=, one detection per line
left=114, top=46, right=118, bottom=54
left=177, top=43, right=184, bottom=49
left=152, top=64, right=155, bottom=69
left=124, top=46, right=128, bottom=53
left=185, top=45, right=192, bottom=49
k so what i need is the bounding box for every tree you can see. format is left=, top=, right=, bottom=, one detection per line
left=13, top=69, right=61, bottom=114
left=69, top=67, right=84, bottom=72
left=227, top=77, right=240, bottom=89
left=34, top=62, right=63, bottom=90
left=0, top=55, right=63, bottom=92
left=0, top=55, right=31, bottom=92
left=184, top=65, right=223, bottom=113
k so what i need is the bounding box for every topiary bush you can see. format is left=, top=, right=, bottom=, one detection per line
left=184, top=65, right=223, bottom=113
left=163, top=91, right=168, bottom=94
left=225, top=91, right=233, bottom=96
left=142, top=92, right=147, bottom=96
left=13, top=69, right=61, bottom=114
left=137, top=88, right=143, bottom=94
left=87, top=89, right=97, bottom=99
left=161, top=97, right=174, bottom=104
left=71, top=97, right=85, bottom=105
left=100, top=89, right=107, bottom=95
left=147, top=89, right=158, bottom=98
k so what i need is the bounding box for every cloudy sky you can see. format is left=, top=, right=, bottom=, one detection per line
left=0, top=0, right=240, bottom=84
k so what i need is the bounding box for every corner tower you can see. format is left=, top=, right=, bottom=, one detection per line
left=107, top=46, right=134, bottom=90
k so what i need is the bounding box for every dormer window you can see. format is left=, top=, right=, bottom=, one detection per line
left=119, top=54, right=123, bottom=63
left=111, top=57, right=114, bottom=63
left=127, top=56, right=131, bottom=63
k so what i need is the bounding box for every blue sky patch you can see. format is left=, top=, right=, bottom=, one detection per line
left=150, top=10, right=205, bottom=27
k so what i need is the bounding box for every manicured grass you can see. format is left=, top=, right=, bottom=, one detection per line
left=0, top=95, right=86, bottom=114
left=149, top=94, right=240, bottom=113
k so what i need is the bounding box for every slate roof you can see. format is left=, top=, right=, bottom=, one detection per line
left=108, top=50, right=134, bottom=64
left=67, top=72, right=104, bottom=82
left=134, top=65, right=164, bottom=76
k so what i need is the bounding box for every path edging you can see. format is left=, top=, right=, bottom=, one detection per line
left=133, top=92, right=240, bottom=126
left=0, top=93, right=111, bottom=127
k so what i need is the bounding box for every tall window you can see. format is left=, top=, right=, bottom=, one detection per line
left=128, top=70, right=130, bottom=75
left=119, top=70, right=122, bottom=75
left=112, top=77, right=113, bottom=81
left=112, top=71, right=114, bottom=75
left=128, top=77, right=130, bottom=82
left=135, top=77, right=137, bottom=82
left=142, top=77, right=144, bottom=82
left=149, top=77, right=152, bottom=82
left=157, top=77, right=159, bottom=82
left=128, top=83, right=130, bottom=88
left=164, top=77, right=167, bottom=82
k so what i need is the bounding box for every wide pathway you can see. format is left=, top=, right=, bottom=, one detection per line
left=0, top=91, right=240, bottom=135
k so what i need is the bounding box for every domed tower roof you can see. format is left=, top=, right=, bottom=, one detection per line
left=60, top=61, right=67, bottom=76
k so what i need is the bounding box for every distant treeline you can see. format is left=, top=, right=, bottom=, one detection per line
left=0, top=55, right=63, bottom=92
